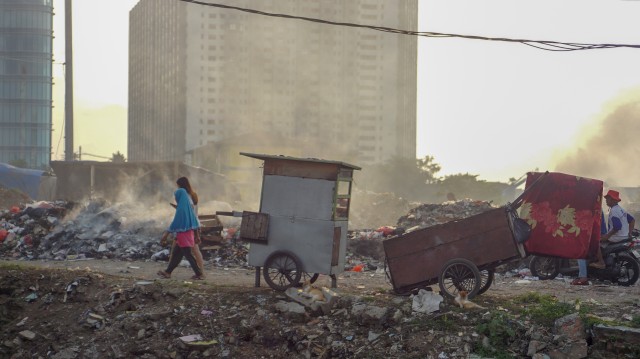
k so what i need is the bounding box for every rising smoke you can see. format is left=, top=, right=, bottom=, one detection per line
left=552, top=88, right=640, bottom=188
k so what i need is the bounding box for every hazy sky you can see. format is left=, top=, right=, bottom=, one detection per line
left=51, top=0, right=640, bottom=183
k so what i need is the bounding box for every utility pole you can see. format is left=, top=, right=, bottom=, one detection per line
left=64, top=0, right=74, bottom=161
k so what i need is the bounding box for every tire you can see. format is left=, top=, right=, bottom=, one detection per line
left=263, top=251, right=303, bottom=291
left=438, top=258, right=481, bottom=300
left=612, top=253, right=640, bottom=286
left=529, top=256, right=560, bottom=280
left=477, top=269, right=495, bottom=295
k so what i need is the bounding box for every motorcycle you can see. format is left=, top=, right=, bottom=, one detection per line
left=529, top=229, right=640, bottom=286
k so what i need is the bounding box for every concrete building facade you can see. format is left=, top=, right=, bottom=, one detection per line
left=128, top=0, right=417, bottom=166
left=0, top=0, right=54, bottom=169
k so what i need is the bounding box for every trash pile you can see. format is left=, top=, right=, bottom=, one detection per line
left=1, top=197, right=497, bottom=274
left=396, top=198, right=497, bottom=231
left=0, top=185, right=30, bottom=210
left=0, top=199, right=249, bottom=267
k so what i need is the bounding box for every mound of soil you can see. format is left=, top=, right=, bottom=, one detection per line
left=0, top=186, right=30, bottom=210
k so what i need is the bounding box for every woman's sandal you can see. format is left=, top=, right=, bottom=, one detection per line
left=571, top=278, right=589, bottom=285
left=157, top=270, right=171, bottom=279
left=191, top=275, right=205, bottom=280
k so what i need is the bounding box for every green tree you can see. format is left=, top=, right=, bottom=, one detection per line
left=111, top=151, right=126, bottom=163
left=417, top=155, right=441, bottom=184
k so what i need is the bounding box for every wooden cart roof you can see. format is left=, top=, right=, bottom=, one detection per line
left=240, top=152, right=361, bottom=170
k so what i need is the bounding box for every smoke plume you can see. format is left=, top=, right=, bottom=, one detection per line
left=553, top=89, right=640, bottom=187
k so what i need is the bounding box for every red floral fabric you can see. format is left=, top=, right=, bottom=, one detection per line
left=520, top=172, right=602, bottom=259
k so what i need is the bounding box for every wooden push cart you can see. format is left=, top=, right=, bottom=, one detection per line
left=383, top=206, right=528, bottom=299
left=217, top=153, right=360, bottom=292
left=383, top=173, right=550, bottom=299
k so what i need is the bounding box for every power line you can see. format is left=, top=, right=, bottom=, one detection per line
left=178, top=0, right=640, bottom=52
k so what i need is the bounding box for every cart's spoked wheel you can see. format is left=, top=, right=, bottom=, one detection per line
left=263, top=251, right=303, bottom=291
left=477, top=269, right=495, bottom=295
left=438, top=258, right=482, bottom=300
left=301, top=272, right=320, bottom=285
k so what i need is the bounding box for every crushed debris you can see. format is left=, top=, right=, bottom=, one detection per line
left=1, top=197, right=496, bottom=275
left=396, top=199, right=497, bottom=231
left=0, top=199, right=249, bottom=268
left=0, top=266, right=637, bottom=358
left=0, top=185, right=30, bottom=210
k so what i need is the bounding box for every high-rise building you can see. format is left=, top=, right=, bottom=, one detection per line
left=128, top=0, right=417, bottom=166
left=0, top=0, right=54, bottom=169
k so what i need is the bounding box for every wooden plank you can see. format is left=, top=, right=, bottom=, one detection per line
left=240, top=211, right=269, bottom=243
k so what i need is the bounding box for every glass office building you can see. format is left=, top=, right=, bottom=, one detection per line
left=0, top=0, right=53, bottom=169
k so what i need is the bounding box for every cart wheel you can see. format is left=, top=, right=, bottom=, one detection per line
left=301, top=272, right=320, bottom=284
left=477, top=269, right=494, bottom=295
left=263, top=251, right=303, bottom=291
left=438, top=258, right=481, bottom=300
left=612, top=253, right=640, bottom=286
left=529, top=255, right=560, bottom=280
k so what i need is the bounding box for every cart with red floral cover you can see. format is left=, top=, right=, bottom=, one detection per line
left=383, top=172, right=604, bottom=299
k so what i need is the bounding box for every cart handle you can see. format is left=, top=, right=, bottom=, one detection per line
left=215, top=211, right=244, bottom=217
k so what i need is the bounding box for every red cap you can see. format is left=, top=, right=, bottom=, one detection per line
left=604, top=190, right=621, bottom=202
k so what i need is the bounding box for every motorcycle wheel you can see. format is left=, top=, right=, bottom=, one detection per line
left=612, top=253, right=640, bottom=286
left=529, top=256, right=560, bottom=280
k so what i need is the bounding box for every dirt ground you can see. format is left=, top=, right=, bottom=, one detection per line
left=4, top=258, right=639, bottom=305
left=2, top=258, right=640, bottom=359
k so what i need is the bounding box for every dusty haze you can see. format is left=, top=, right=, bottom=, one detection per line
left=553, top=88, right=640, bottom=188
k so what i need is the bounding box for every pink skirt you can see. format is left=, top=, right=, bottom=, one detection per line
left=175, top=230, right=195, bottom=248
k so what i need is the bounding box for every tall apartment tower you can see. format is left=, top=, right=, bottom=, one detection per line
left=0, top=0, right=54, bottom=169
left=128, top=0, right=417, bottom=165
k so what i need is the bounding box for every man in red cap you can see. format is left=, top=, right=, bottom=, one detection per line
left=590, top=189, right=635, bottom=268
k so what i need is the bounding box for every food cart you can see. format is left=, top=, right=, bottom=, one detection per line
left=218, top=153, right=360, bottom=291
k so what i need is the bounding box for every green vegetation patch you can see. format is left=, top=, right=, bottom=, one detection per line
left=513, top=292, right=574, bottom=326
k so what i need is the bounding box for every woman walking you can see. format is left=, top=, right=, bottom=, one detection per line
left=157, top=177, right=204, bottom=280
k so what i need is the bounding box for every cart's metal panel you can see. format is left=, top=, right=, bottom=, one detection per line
left=331, top=227, right=340, bottom=266
left=383, top=208, right=521, bottom=293
left=260, top=175, right=334, bottom=221
left=248, top=217, right=346, bottom=274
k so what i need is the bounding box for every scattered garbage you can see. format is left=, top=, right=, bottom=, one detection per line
left=0, top=199, right=249, bottom=267
left=179, top=334, right=203, bottom=343
left=397, top=199, right=497, bottom=231
left=411, top=289, right=443, bottom=314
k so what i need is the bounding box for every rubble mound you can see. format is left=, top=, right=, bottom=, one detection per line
left=396, top=199, right=497, bottom=230
left=0, top=265, right=634, bottom=358
left=0, top=199, right=248, bottom=267
left=0, top=186, right=30, bottom=210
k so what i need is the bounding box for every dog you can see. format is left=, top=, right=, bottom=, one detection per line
left=454, top=290, right=485, bottom=310
left=299, top=280, right=326, bottom=302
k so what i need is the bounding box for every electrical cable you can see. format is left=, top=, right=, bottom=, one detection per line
left=177, top=0, right=640, bottom=52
